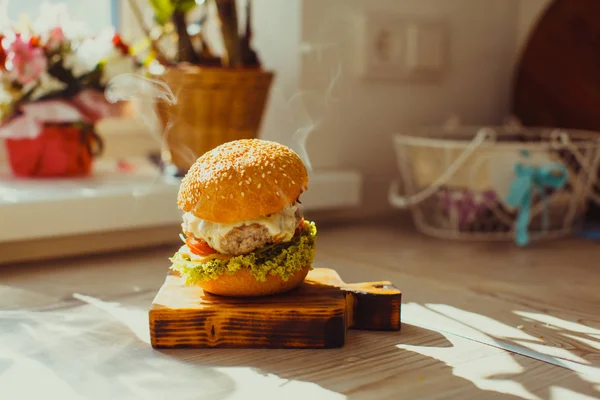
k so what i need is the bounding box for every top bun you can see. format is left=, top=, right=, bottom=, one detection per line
left=178, top=139, right=309, bottom=223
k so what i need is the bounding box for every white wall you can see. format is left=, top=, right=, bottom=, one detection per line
left=517, top=0, right=552, bottom=51
left=243, top=0, right=303, bottom=150
left=300, top=0, right=521, bottom=212
left=5, top=0, right=113, bottom=34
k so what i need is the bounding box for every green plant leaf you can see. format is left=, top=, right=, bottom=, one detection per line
left=173, top=0, right=197, bottom=13
left=149, top=0, right=175, bottom=25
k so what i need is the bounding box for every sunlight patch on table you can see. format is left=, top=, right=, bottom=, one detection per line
left=427, top=304, right=543, bottom=342
left=561, top=334, right=600, bottom=351
left=401, top=302, right=500, bottom=345
left=550, top=386, right=600, bottom=400
left=72, top=293, right=150, bottom=344
left=0, top=309, right=230, bottom=399
left=398, top=303, right=541, bottom=400
left=512, top=340, right=589, bottom=365
left=1, top=298, right=346, bottom=400
left=214, top=367, right=346, bottom=400
left=514, top=312, right=600, bottom=336
left=426, top=304, right=597, bottom=370
left=0, top=351, right=84, bottom=400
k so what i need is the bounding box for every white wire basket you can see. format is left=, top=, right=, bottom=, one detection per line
left=389, top=126, right=600, bottom=244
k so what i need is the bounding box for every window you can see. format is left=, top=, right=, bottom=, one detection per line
left=5, top=0, right=117, bottom=34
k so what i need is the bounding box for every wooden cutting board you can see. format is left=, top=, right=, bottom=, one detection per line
left=513, top=0, right=600, bottom=131
left=149, top=268, right=402, bottom=349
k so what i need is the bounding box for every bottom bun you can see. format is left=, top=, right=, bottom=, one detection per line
left=198, top=266, right=311, bottom=297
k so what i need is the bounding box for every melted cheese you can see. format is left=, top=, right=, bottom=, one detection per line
left=181, top=203, right=299, bottom=253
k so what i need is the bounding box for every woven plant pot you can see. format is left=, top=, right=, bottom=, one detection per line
left=156, top=65, right=274, bottom=172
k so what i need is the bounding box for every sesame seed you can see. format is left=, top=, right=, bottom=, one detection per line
left=262, top=173, right=265, bottom=178
left=267, top=171, right=272, bottom=174
left=275, top=179, right=278, bottom=183
left=241, top=192, right=245, bottom=197
left=276, top=191, right=280, bottom=196
left=248, top=177, right=252, bottom=182
left=207, top=195, right=210, bottom=199
left=229, top=194, right=233, bottom=199
left=229, top=175, right=233, bottom=180
left=292, top=180, right=296, bottom=184
left=258, top=183, right=262, bottom=189
left=283, top=173, right=287, bottom=177
left=221, top=195, right=225, bottom=199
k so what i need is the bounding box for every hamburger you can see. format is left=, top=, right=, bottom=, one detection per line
left=169, top=139, right=317, bottom=297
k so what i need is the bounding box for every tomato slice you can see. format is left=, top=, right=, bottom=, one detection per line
left=294, top=218, right=306, bottom=235
left=186, top=236, right=217, bottom=256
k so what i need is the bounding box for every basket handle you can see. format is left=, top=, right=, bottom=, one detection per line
left=389, top=128, right=496, bottom=208
left=549, top=130, right=600, bottom=206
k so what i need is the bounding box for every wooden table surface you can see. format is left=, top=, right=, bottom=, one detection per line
left=1, top=221, right=599, bottom=400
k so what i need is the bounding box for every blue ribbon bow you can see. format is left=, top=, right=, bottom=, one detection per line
left=505, top=162, right=568, bottom=246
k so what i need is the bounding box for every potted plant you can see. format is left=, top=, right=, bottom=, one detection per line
left=128, top=0, right=274, bottom=173
left=0, top=7, right=138, bottom=178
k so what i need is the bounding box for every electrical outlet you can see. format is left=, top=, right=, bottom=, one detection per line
left=357, top=14, right=407, bottom=80
left=405, top=21, right=447, bottom=77
left=358, top=14, right=448, bottom=82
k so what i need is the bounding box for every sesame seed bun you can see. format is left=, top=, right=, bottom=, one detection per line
left=199, top=266, right=311, bottom=297
left=178, top=139, right=309, bottom=223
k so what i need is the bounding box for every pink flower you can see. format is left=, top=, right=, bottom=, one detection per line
left=72, top=89, right=124, bottom=123
left=48, top=27, right=65, bottom=46
left=8, top=36, right=47, bottom=85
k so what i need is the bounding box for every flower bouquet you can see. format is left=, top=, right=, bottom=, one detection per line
left=0, top=7, right=139, bottom=178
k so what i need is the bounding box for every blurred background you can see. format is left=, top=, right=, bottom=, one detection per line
left=2, top=0, right=600, bottom=263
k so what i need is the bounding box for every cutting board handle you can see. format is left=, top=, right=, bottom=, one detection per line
left=306, top=269, right=402, bottom=331
left=341, top=281, right=402, bottom=331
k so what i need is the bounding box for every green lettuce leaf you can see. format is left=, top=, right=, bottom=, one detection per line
left=170, top=221, right=318, bottom=285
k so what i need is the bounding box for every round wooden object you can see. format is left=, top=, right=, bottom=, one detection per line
left=513, top=0, right=600, bottom=131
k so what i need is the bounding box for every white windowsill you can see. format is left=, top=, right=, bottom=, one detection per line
left=0, top=158, right=362, bottom=245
